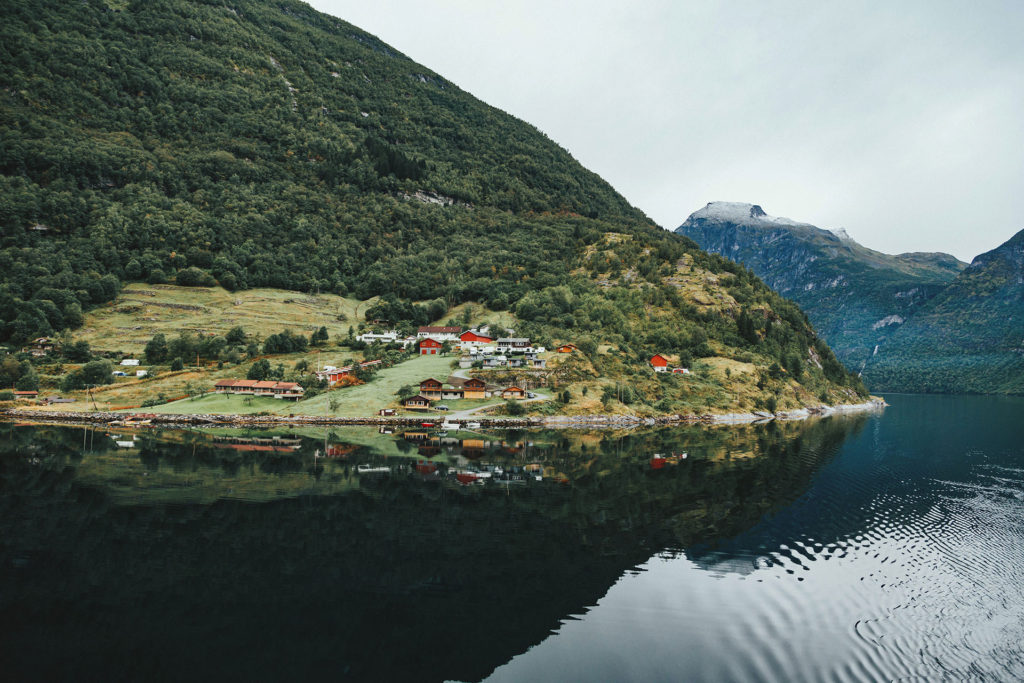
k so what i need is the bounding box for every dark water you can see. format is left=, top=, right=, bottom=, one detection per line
left=1, top=394, right=1022, bottom=682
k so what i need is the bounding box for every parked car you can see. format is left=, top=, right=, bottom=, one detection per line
left=527, top=392, right=536, bottom=398
left=435, top=405, right=449, bottom=411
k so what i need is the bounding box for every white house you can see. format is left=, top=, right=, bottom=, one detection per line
left=355, top=330, right=401, bottom=344
left=136, top=370, right=149, bottom=378
left=120, top=359, right=140, bottom=366
left=416, top=326, right=461, bottom=341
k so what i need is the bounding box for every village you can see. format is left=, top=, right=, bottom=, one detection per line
left=205, top=324, right=690, bottom=415
left=6, top=322, right=691, bottom=419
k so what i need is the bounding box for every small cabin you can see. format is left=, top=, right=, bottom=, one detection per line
left=556, top=344, right=577, bottom=353
left=402, top=395, right=432, bottom=410
left=13, top=390, right=38, bottom=400
left=501, top=386, right=526, bottom=400
left=650, top=354, right=670, bottom=372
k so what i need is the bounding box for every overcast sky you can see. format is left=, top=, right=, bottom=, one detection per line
left=309, top=0, right=1024, bottom=262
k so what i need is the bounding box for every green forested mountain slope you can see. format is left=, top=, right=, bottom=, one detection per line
left=862, top=229, right=1024, bottom=394
left=0, top=0, right=866, bottom=408
left=675, top=202, right=966, bottom=374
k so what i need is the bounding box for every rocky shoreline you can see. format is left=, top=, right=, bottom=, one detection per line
left=1, top=399, right=886, bottom=430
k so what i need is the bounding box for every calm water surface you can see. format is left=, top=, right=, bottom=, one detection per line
left=1, top=394, right=1022, bottom=681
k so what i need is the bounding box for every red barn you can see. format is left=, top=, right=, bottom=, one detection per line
left=650, top=354, right=670, bottom=372
left=460, top=330, right=493, bottom=343
left=419, top=338, right=443, bottom=355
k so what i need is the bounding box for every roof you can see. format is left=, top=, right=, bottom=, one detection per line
left=651, top=353, right=669, bottom=362
left=13, top=390, right=38, bottom=395
left=402, top=395, right=432, bottom=403
left=418, top=326, right=461, bottom=334
left=497, top=338, right=529, bottom=343
left=420, top=377, right=443, bottom=386
left=419, top=337, right=443, bottom=346
left=463, top=377, right=486, bottom=387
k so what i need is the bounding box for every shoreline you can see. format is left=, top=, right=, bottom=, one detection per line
left=1, top=399, right=886, bottom=430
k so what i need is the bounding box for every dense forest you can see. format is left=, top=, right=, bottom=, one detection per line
left=863, top=229, right=1024, bottom=394
left=0, top=0, right=866, bottom=400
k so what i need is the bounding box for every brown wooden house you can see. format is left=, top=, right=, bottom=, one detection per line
left=402, top=395, right=432, bottom=410
left=501, top=386, right=526, bottom=399
left=462, top=377, right=487, bottom=400
left=419, top=378, right=443, bottom=399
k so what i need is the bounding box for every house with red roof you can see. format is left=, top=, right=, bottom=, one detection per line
left=650, top=354, right=670, bottom=372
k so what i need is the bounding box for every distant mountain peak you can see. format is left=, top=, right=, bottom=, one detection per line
left=830, top=227, right=852, bottom=242
left=687, top=202, right=811, bottom=229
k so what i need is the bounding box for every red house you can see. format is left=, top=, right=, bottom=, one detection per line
left=419, top=338, right=443, bottom=355
left=650, top=354, right=670, bottom=372
left=460, top=330, right=493, bottom=343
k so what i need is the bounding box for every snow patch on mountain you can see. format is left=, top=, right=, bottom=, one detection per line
left=686, top=202, right=813, bottom=228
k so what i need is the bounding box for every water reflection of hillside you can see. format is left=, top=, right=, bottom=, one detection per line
left=0, top=416, right=866, bottom=682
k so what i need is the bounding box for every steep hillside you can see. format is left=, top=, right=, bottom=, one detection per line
left=0, top=0, right=866, bottom=410
left=675, top=202, right=966, bottom=373
left=863, top=229, right=1024, bottom=394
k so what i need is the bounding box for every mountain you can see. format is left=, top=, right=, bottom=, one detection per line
left=675, top=202, right=966, bottom=373
left=862, top=229, right=1024, bottom=394
left=0, top=0, right=867, bottom=411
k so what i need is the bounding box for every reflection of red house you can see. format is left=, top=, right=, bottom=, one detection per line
left=460, top=330, right=493, bottom=343
left=650, top=354, right=669, bottom=372
left=419, top=338, right=443, bottom=355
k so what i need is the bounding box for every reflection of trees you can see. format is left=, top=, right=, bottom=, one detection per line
left=0, top=416, right=866, bottom=682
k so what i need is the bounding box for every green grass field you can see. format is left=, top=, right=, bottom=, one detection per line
left=144, top=353, right=457, bottom=417
left=290, top=353, right=456, bottom=416
left=78, top=283, right=370, bottom=356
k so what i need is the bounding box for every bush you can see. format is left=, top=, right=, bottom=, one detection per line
left=247, top=358, right=271, bottom=380
left=505, top=400, right=526, bottom=416
left=170, top=358, right=184, bottom=371
left=175, top=267, right=217, bottom=287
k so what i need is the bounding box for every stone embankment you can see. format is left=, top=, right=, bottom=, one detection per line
left=2, top=399, right=886, bottom=430
left=1, top=410, right=543, bottom=429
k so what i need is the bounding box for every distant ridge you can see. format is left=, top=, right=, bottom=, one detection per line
left=863, top=228, right=1024, bottom=394
left=676, top=202, right=966, bottom=378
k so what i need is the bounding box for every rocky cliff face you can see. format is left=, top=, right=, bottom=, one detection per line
left=862, top=229, right=1024, bottom=393
left=676, top=202, right=966, bottom=376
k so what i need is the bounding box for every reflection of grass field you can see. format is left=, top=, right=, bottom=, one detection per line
left=289, top=354, right=456, bottom=416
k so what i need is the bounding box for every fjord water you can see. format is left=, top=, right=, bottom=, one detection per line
left=1, top=395, right=1022, bottom=682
